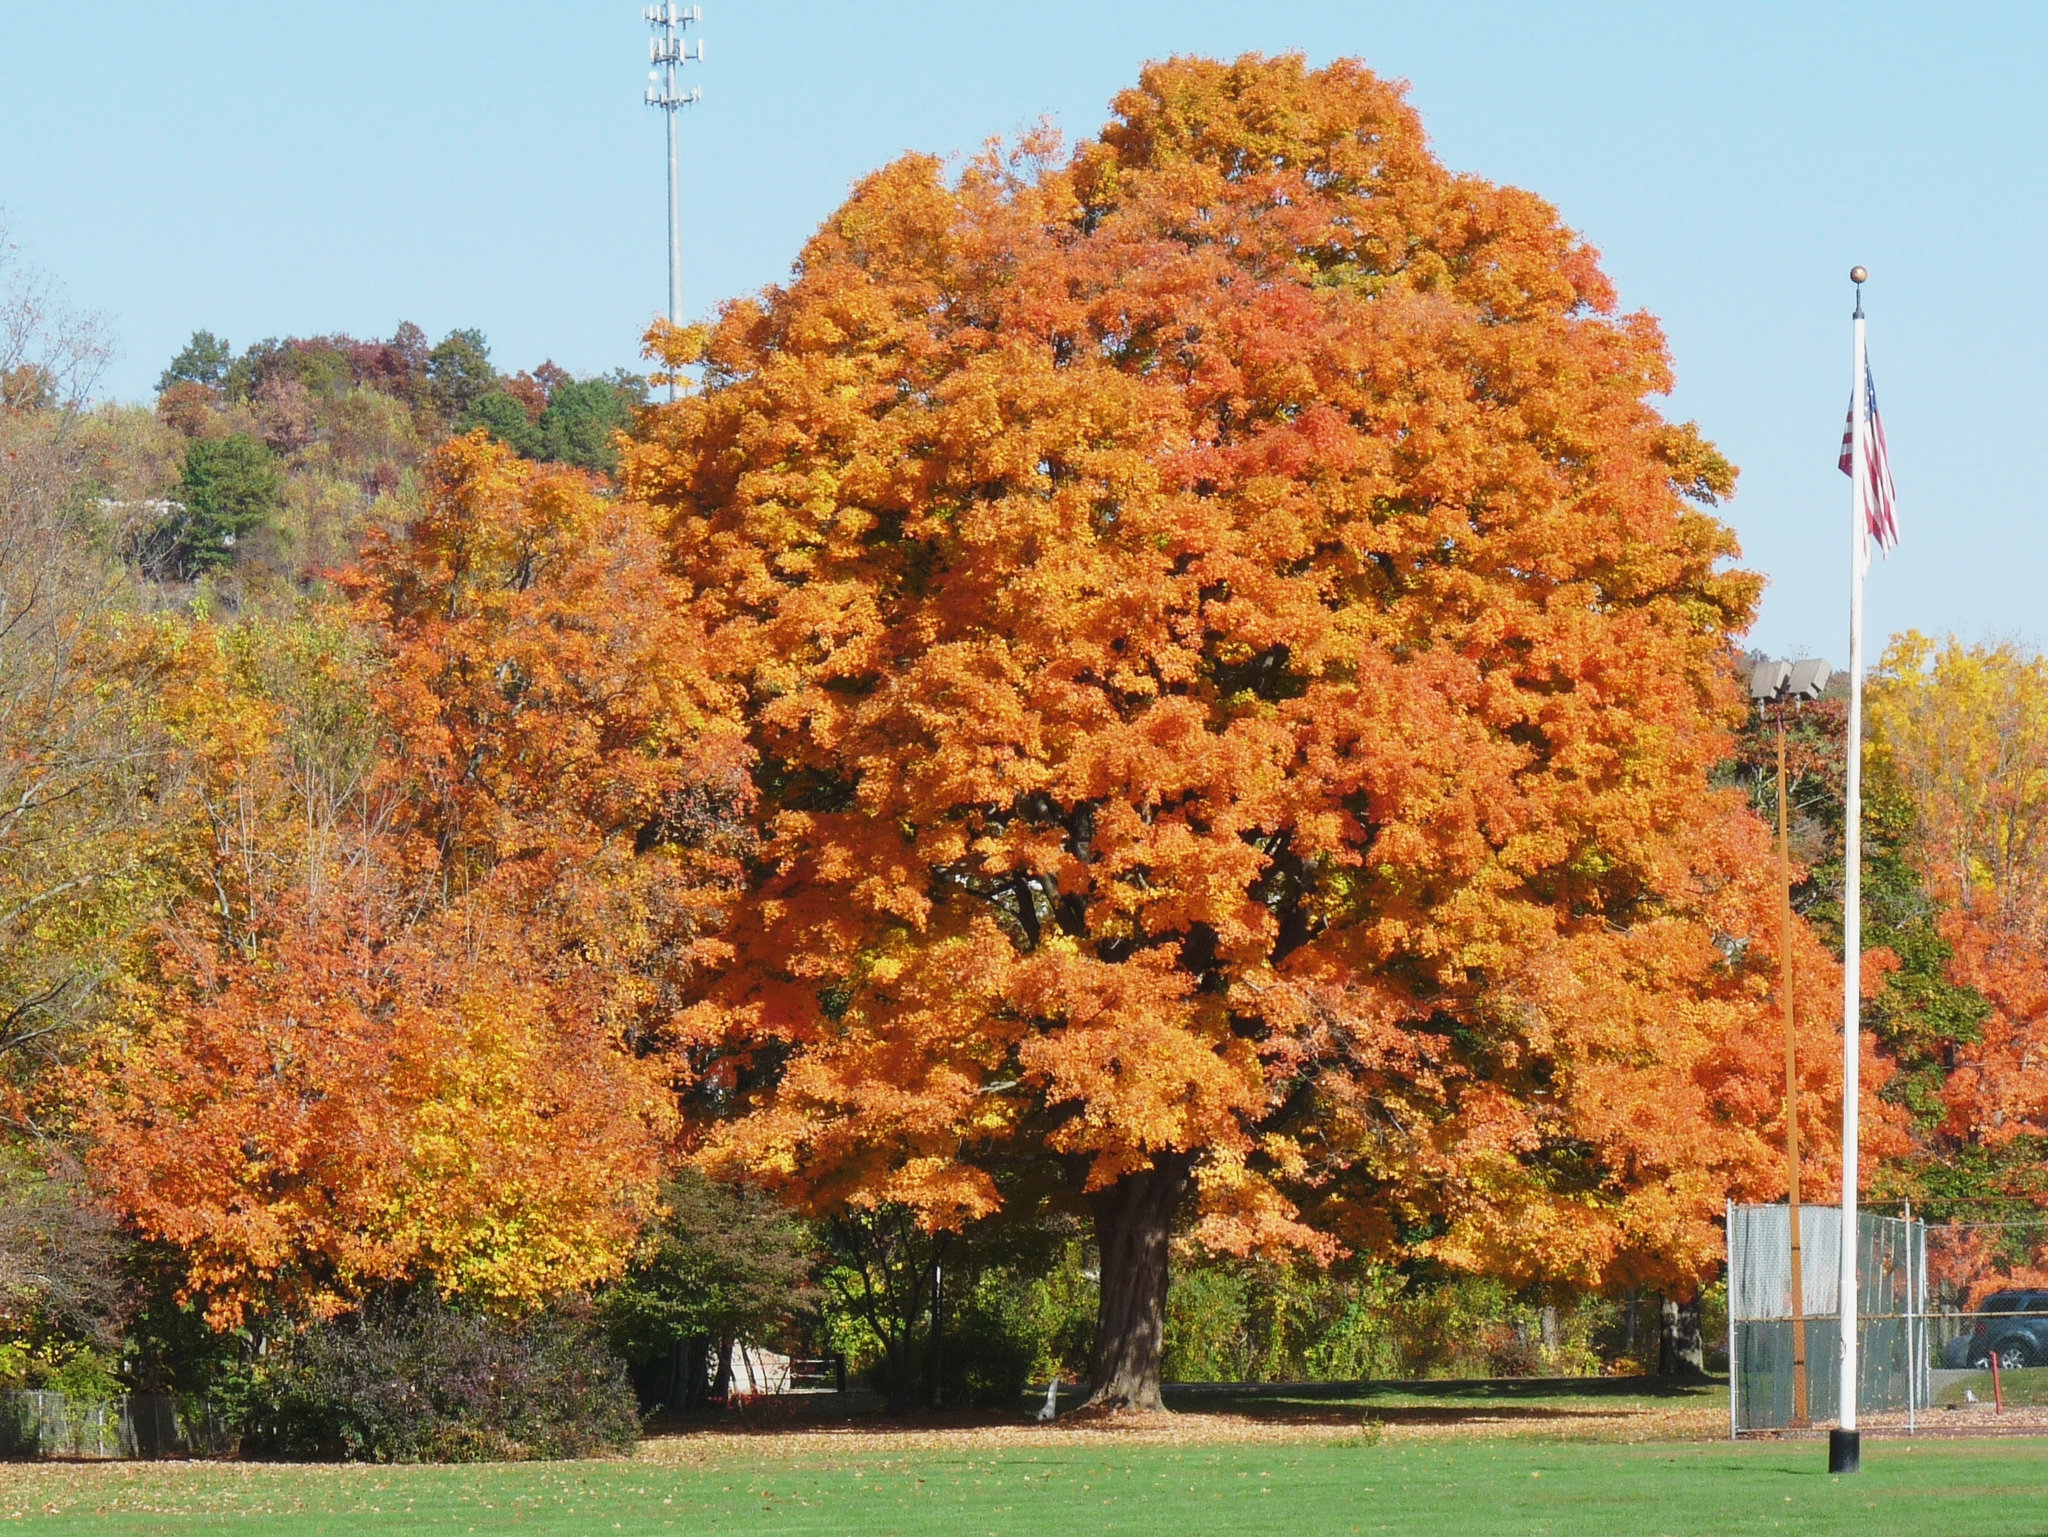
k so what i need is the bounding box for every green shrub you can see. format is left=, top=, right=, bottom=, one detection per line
left=1384, top=1277, right=1616, bottom=1379
left=1699, top=1279, right=1729, bottom=1370
left=1012, top=1242, right=1097, bottom=1385
left=1299, top=1274, right=1407, bottom=1382
left=818, top=1219, right=1077, bottom=1410
left=597, top=1170, right=818, bottom=1410
left=839, top=1291, right=1037, bottom=1411
left=38, top=1344, right=122, bottom=1400
left=1162, top=1258, right=1619, bottom=1385
left=940, top=1274, right=1044, bottom=1407
left=1164, top=1265, right=1252, bottom=1382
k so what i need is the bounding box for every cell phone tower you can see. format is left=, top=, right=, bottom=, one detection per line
left=645, top=3, right=704, bottom=398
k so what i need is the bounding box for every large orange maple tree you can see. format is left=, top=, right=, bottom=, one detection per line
left=632, top=54, right=1850, bottom=1407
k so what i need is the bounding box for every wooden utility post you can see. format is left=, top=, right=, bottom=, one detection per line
left=1751, top=654, right=1829, bottom=1430
left=1779, top=720, right=1810, bottom=1428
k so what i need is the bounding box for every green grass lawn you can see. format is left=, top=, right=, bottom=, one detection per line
left=4, top=1434, right=2047, bottom=1536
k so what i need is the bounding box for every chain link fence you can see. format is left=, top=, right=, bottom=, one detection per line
left=1919, top=1219, right=2048, bottom=1424
left=0, top=1392, right=232, bottom=1459
left=1729, top=1207, right=2048, bottom=1434
left=1728, top=1204, right=1924, bottom=1433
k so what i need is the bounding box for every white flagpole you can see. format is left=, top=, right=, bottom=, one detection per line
left=1834, top=268, right=1869, bottom=1473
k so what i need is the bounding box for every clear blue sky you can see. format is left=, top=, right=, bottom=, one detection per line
left=2, top=1, right=2041, bottom=660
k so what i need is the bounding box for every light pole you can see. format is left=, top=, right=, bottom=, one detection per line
left=1748, top=654, right=1832, bottom=1430
left=645, top=3, right=705, bottom=400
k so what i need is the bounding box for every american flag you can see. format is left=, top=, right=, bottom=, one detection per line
left=1838, top=362, right=1899, bottom=558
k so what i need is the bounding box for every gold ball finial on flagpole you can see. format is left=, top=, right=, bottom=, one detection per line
left=1850, top=266, right=1868, bottom=284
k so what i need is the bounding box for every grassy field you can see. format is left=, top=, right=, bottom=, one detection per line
left=0, top=1379, right=2042, bottom=1536
left=1, top=1435, right=2044, bottom=1536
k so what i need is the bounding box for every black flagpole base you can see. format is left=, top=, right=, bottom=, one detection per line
left=1828, top=1429, right=1861, bottom=1473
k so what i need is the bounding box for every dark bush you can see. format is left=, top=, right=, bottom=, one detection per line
left=937, top=1296, right=1035, bottom=1409
left=233, top=1298, right=639, bottom=1462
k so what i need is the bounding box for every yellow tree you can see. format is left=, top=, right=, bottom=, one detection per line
left=1869, top=633, right=2048, bottom=919
left=1870, top=633, right=2048, bottom=1151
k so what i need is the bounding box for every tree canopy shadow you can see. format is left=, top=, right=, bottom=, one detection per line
left=1159, top=1375, right=1724, bottom=1426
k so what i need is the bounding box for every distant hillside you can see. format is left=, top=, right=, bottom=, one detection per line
left=92, top=325, right=647, bottom=603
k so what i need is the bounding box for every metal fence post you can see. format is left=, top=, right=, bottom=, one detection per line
left=1728, top=1198, right=1739, bottom=1440
left=1905, top=1200, right=1916, bottom=1434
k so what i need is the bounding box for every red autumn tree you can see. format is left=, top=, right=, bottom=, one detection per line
left=632, top=54, right=1850, bottom=1408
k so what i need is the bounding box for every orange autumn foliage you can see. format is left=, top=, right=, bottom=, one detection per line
left=84, top=906, right=674, bottom=1325
left=77, top=437, right=746, bottom=1325
left=1940, top=911, right=2048, bottom=1147
left=630, top=54, right=1849, bottom=1401
left=354, top=433, right=751, bottom=1054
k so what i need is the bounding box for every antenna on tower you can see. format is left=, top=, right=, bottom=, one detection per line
left=644, top=2, right=704, bottom=400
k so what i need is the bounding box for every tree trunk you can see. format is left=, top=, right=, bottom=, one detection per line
left=664, top=1338, right=688, bottom=1412
left=929, top=1260, right=945, bottom=1411
left=711, top=1334, right=735, bottom=1401
left=1659, top=1293, right=1705, bottom=1379
left=1080, top=1153, right=1195, bottom=1412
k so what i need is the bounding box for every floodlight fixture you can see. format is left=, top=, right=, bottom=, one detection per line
left=1783, top=659, right=1830, bottom=701
left=1749, top=653, right=1833, bottom=705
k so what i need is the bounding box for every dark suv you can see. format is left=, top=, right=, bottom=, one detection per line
left=1960, top=1290, right=2048, bottom=1370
